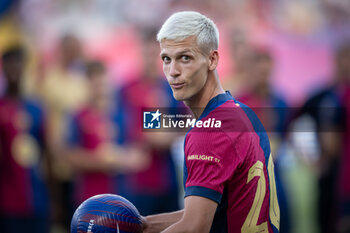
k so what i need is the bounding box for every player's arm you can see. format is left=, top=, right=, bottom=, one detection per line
left=143, top=196, right=217, bottom=233
left=161, top=196, right=217, bottom=233
left=143, top=210, right=184, bottom=233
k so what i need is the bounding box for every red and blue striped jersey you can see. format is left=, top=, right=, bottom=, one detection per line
left=0, top=97, right=48, bottom=216
left=184, top=91, right=280, bottom=233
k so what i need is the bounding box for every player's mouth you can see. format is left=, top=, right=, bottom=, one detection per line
left=171, top=82, right=185, bottom=89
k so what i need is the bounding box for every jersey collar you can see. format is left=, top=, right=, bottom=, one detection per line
left=198, top=91, right=233, bottom=121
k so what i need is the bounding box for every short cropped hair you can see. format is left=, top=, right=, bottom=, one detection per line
left=157, top=11, right=219, bottom=52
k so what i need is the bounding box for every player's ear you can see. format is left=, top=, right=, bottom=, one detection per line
left=208, top=50, right=219, bottom=71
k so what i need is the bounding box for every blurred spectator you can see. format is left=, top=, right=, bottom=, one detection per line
left=40, top=34, right=88, bottom=154
left=116, top=30, right=180, bottom=215
left=236, top=48, right=291, bottom=233
left=223, top=29, right=254, bottom=97
left=0, top=1, right=347, bottom=232
left=294, top=42, right=349, bottom=233
left=39, top=33, right=89, bottom=231
left=0, top=45, right=49, bottom=233
left=238, top=48, right=289, bottom=136
left=336, top=43, right=350, bottom=233
left=63, top=61, right=149, bottom=208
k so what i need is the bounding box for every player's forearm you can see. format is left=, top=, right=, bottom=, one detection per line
left=161, top=217, right=210, bottom=233
left=161, top=196, right=216, bottom=233
left=161, top=220, right=189, bottom=233
left=143, top=210, right=184, bottom=233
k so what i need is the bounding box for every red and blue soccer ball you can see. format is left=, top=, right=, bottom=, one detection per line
left=71, top=194, right=143, bottom=233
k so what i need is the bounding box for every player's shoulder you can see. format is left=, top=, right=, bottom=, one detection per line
left=186, top=99, right=255, bottom=145
left=186, top=91, right=262, bottom=142
left=207, top=99, right=256, bottom=134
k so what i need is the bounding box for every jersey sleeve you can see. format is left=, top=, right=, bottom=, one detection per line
left=184, top=130, right=240, bottom=204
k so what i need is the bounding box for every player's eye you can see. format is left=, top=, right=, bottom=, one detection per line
left=181, top=55, right=190, bottom=62
left=162, top=56, right=171, bottom=64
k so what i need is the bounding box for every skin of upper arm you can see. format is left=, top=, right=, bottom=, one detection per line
left=162, top=195, right=218, bottom=233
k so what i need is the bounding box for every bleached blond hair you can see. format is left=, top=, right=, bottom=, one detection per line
left=157, top=11, right=219, bottom=53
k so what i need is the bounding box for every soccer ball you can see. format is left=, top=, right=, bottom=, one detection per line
left=71, top=194, right=143, bottom=233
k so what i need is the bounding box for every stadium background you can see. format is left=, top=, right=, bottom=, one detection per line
left=0, top=0, right=349, bottom=233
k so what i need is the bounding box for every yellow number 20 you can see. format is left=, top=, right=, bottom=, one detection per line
left=241, top=155, right=280, bottom=233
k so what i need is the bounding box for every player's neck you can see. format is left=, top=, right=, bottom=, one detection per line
left=185, top=72, right=224, bottom=119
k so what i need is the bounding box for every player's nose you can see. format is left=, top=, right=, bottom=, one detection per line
left=169, top=61, right=181, bottom=77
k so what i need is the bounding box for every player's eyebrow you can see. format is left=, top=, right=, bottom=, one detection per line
left=160, top=49, right=193, bottom=58
left=175, top=49, right=193, bottom=55
left=160, top=52, right=167, bottom=58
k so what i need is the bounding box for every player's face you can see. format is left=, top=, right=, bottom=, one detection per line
left=160, top=36, right=210, bottom=102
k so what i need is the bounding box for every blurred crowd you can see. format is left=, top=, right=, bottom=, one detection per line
left=0, top=0, right=349, bottom=233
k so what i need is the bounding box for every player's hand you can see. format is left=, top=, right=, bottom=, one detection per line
left=141, top=216, right=159, bottom=233
left=142, top=216, right=149, bottom=232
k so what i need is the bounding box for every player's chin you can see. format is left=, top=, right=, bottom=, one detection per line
left=172, top=90, right=186, bottom=101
